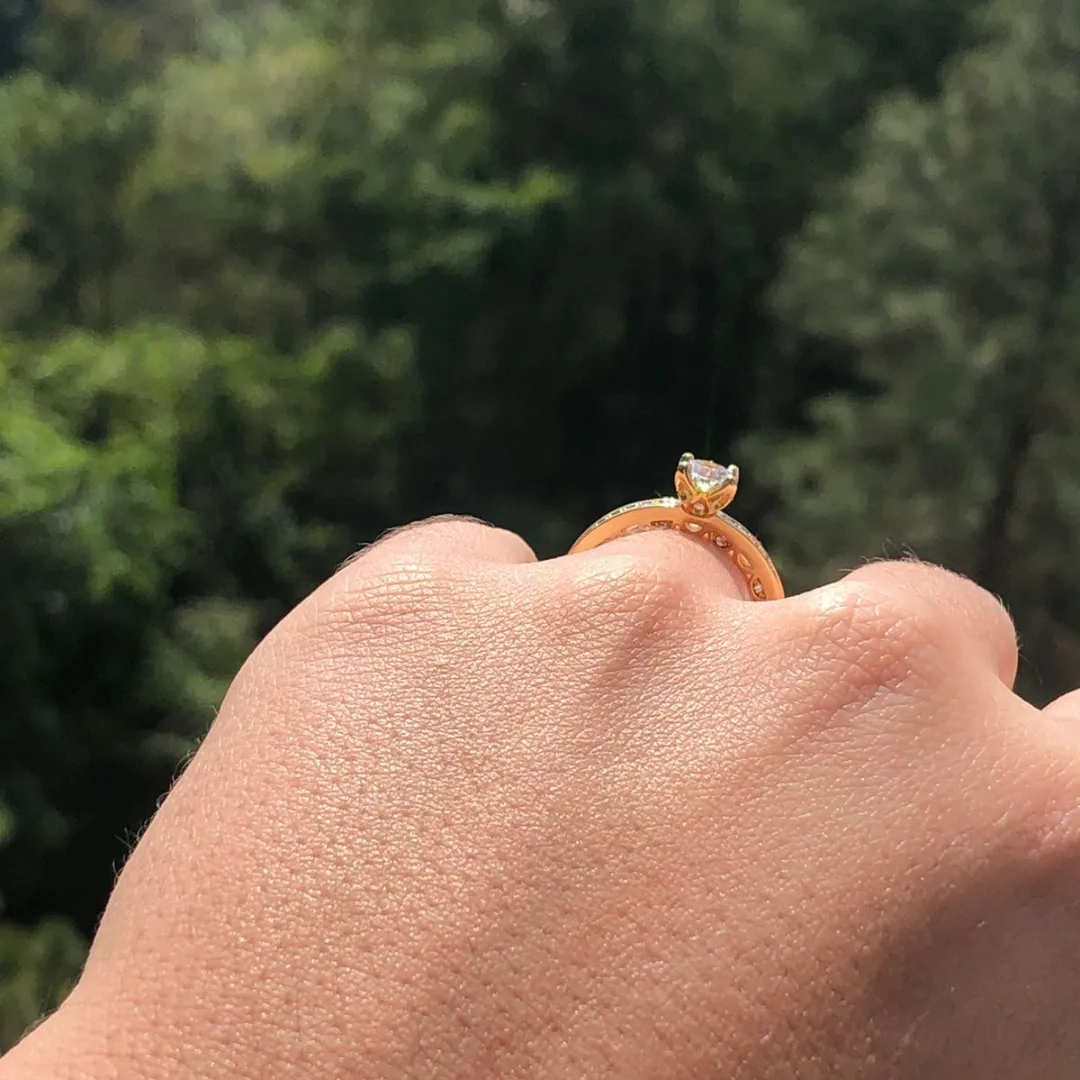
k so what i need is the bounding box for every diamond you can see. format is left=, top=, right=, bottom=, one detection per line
left=687, top=458, right=736, bottom=493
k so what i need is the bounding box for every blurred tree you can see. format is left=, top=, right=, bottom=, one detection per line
left=759, top=0, right=1080, bottom=702
left=393, top=0, right=990, bottom=546
left=0, top=0, right=33, bottom=76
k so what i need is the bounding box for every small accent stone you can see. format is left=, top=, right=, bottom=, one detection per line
left=685, top=522, right=703, bottom=533
left=714, top=535, right=730, bottom=548
left=751, top=579, right=766, bottom=598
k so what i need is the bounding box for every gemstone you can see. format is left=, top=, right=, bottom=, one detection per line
left=687, top=458, right=735, bottom=493
left=685, top=521, right=703, bottom=533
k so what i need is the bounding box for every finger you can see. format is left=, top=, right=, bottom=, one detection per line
left=1041, top=687, right=1080, bottom=725
left=833, top=559, right=1019, bottom=687
left=570, top=527, right=750, bottom=601
left=341, top=514, right=537, bottom=572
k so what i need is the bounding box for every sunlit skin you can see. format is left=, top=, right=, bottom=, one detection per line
left=5, top=517, right=1080, bottom=1078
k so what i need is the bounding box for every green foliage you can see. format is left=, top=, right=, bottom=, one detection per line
left=759, top=0, right=1080, bottom=700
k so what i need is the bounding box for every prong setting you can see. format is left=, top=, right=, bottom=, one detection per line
left=675, top=453, right=739, bottom=514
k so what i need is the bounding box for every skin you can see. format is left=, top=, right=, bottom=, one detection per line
left=4, top=515, right=1080, bottom=1078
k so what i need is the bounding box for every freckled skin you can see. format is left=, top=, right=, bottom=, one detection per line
left=6, top=520, right=1080, bottom=1079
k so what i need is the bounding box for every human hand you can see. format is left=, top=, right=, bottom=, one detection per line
left=6, top=517, right=1080, bottom=1078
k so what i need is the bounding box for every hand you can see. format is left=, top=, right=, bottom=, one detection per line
left=6, top=517, right=1080, bottom=1078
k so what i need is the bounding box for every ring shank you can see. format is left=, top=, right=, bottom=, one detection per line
left=568, top=498, right=784, bottom=601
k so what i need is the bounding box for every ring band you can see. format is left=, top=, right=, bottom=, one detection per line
left=568, top=453, right=785, bottom=601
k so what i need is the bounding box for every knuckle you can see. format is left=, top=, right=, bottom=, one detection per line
left=778, top=582, right=944, bottom=733
left=816, top=579, right=948, bottom=664
left=327, top=522, right=518, bottom=636
left=332, top=562, right=447, bottom=626
left=339, top=516, right=518, bottom=575
left=290, top=564, right=449, bottom=665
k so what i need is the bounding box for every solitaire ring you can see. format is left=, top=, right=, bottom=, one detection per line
left=568, top=453, right=785, bottom=601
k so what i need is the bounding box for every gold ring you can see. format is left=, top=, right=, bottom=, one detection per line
left=568, top=453, right=784, bottom=601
